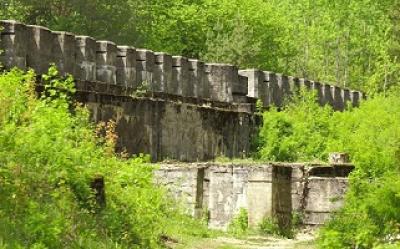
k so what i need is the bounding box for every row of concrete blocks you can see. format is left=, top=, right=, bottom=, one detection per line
left=0, top=20, right=247, bottom=103
left=0, top=20, right=364, bottom=108
left=239, top=70, right=366, bottom=111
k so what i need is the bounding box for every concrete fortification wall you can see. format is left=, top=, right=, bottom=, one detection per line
left=0, top=20, right=363, bottom=162
left=154, top=161, right=354, bottom=231
left=1, top=20, right=357, bottom=228
left=1, top=20, right=364, bottom=111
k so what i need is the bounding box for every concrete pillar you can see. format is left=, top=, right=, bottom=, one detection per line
left=116, top=46, right=136, bottom=88
left=75, top=36, right=96, bottom=81
left=359, top=91, right=366, bottom=101
left=154, top=52, right=172, bottom=93
left=342, top=89, right=351, bottom=107
left=173, top=56, right=190, bottom=96
left=26, top=25, right=54, bottom=75
left=208, top=166, right=234, bottom=230
left=351, top=91, right=360, bottom=107
left=297, top=78, right=311, bottom=90
left=328, top=152, right=350, bottom=164
left=290, top=165, right=306, bottom=212
left=0, top=20, right=27, bottom=70
left=265, top=71, right=279, bottom=107
left=136, top=49, right=155, bottom=91
left=52, top=31, right=75, bottom=76
left=247, top=165, right=273, bottom=227
left=272, top=166, right=292, bottom=229
left=275, top=73, right=290, bottom=107
left=205, top=63, right=234, bottom=103
left=188, top=59, right=205, bottom=98
left=96, top=41, right=117, bottom=84
left=239, top=69, right=266, bottom=105
left=233, top=75, right=249, bottom=103
left=331, top=85, right=344, bottom=111
left=322, top=84, right=334, bottom=107
left=231, top=66, right=247, bottom=97
left=311, top=81, right=324, bottom=105
left=288, top=76, right=299, bottom=95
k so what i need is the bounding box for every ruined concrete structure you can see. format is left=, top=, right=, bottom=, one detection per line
left=1, top=20, right=356, bottom=229
left=154, top=161, right=354, bottom=230
left=0, top=20, right=364, bottom=162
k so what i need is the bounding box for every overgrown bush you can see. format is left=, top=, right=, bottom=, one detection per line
left=258, top=217, right=281, bottom=236
left=228, top=208, right=249, bottom=237
left=257, top=89, right=333, bottom=162
left=0, top=68, right=205, bottom=248
left=257, top=89, right=400, bottom=248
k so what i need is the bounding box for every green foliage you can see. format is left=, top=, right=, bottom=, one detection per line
left=228, top=208, right=249, bottom=237
left=257, top=89, right=333, bottom=162
left=258, top=217, right=281, bottom=236
left=0, top=68, right=204, bottom=248
left=257, top=89, right=400, bottom=248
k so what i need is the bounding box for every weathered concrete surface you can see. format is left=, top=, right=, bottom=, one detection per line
left=303, top=164, right=353, bottom=225
left=1, top=20, right=364, bottom=111
left=73, top=82, right=256, bottom=162
left=154, top=162, right=353, bottom=230
left=247, top=166, right=273, bottom=228
left=153, top=165, right=205, bottom=217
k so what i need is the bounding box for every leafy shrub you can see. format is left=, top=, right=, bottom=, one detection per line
left=257, top=88, right=400, bottom=248
left=228, top=208, right=249, bottom=236
left=0, top=68, right=204, bottom=248
left=258, top=217, right=280, bottom=236
left=257, top=89, right=333, bottom=162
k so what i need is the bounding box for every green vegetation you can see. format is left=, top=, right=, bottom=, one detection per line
left=257, top=89, right=400, bottom=248
left=2, top=0, right=400, bottom=93
left=227, top=208, right=249, bottom=237
left=0, top=68, right=208, bottom=248
left=2, top=1, right=400, bottom=248
left=258, top=217, right=281, bottom=237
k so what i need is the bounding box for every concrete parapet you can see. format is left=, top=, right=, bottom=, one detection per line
left=0, top=20, right=27, bottom=70
left=96, top=41, right=117, bottom=84
left=75, top=36, right=97, bottom=81
left=342, top=89, right=351, bottom=107
left=311, top=81, right=324, bottom=105
left=26, top=25, right=54, bottom=75
left=351, top=91, right=360, bottom=107
left=274, top=73, right=290, bottom=107
left=322, top=84, right=334, bottom=107
left=136, top=49, right=154, bottom=90
left=52, top=31, right=75, bottom=76
left=173, top=56, right=190, bottom=96
left=297, top=78, right=311, bottom=90
left=0, top=19, right=365, bottom=108
left=189, top=59, right=205, bottom=98
left=116, top=46, right=136, bottom=88
left=239, top=69, right=267, bottom=106
left=331, top=85, right=344, bottom=110
left=205, top=63, right=236, bottom=103
left=154, top=52, right=172, bottom=93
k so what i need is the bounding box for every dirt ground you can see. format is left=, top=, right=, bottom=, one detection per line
left=181, top=232, right=316, bottom=249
